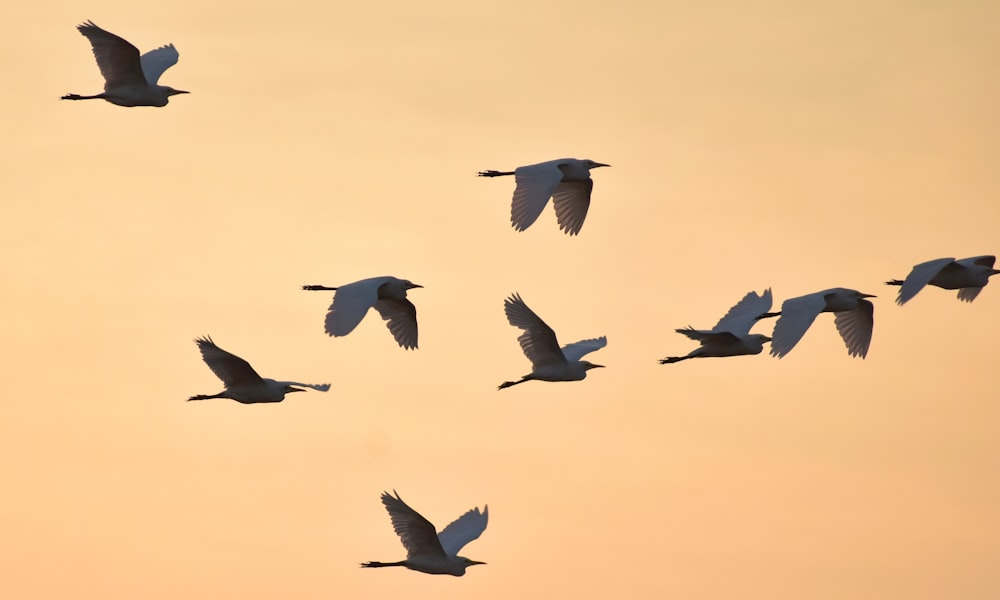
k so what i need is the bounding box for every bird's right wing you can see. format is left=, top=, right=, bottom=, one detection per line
left=550, top=180, right=593, bottom=236
left=896, top=258, right=954, bottom=305
left=76, top=21, right=147, bottom=90
left=379, top=491, right=447, bottom=559
left=438, top=505, right=489, bottom=557
left=957, top=287, right=984, bottom=303
left=561, top=336, right=607, bottom=362
left=833, top=300, right=874, bottom=358
left=504, top=293, right=564, bottom=368
left=713, top=288, right=773, bottom=334
left=769, top=293, right=827, bottom=358
left=323, top=278, right=382, bottom=337
left=140, top=43, right=179, bottom=85
left=373, top=298, right=419, bottom=349
left=510, top=163, right=563, bottom=232
left=194, top=336, right=264, bottom=387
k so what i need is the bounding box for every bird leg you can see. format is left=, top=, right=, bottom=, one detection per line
left=658, top=356, right=691, bottom=365
left=360, top=561, right=407, bottom=568
left=497, top=377, right=530, bottom=390
left=302, top=285, right=338, bottom=291
left=187, top=393, right=224, bottom=401
left=61, top=93, right=104, bottom=101
left=884, top=279, right=904, bottom=286
left=477, top=170, right=515, bottom=177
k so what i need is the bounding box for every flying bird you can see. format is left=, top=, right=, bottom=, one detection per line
left=478, top=158, right=610, bottom=235
left=499, top=293, right=606, bottom=389
left=886, top=255, right=999, bottom=305
left=361, top=490, right=488, bottom=577
left=61, top=20, right=188, bottom=107
left=660, top=289, right=773, bottom=364
left=767, top=288, right=875, bottom=359
left=188, top=336, right=330, bottom=403
left=302, top=276, right=422, bottom=349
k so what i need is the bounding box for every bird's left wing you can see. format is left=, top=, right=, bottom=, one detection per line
left=438, top=505, right=489, bottom=557
left=194, top=336, right=264, bottom=387
left=510, top=163, right=563, bottom=232
left=140, top=43, right=179, bottom=85
left=713, top=288, right=772, bottom=334
left=324, top=278, right=382, bottom=337
left=833, top=300, right=874, bottom=358
left=896, top=258, right=954, bottom=305
left=380, top=491, right=446, bottom=559
left=551, top=179, right=593, bottom=236
left=769, top=292, right=827, bottom=358
left=504, top=294, right=563, bottom=368
left=76, top=21, right=147, bottom=90
left=561, top=336, right=608, bottom=362
left=373, top=298, right=419, bottom=349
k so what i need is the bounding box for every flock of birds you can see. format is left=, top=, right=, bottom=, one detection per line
left=62, top=20, right=998, bottom=577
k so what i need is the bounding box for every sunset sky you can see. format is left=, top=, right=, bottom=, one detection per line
left=3, top=1, right=999, bottom=598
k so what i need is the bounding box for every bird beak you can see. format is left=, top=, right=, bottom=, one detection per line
left=287, top=387, right=305, bottom=393
left=591, top=364, right=606, bottom=369
left=860, top=293, right=876, bottom=299
left=171, top=90, right=190, bottom=95
left=593, top=162, right=610, bottom=168
left=468, top=560, right=487, bottom=566
left=409, top=283, right=423, bottom=289
left=762, top=336, right=773, bottom=342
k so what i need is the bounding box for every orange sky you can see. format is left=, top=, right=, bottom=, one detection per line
left=3, top=1, right=999, bottom=598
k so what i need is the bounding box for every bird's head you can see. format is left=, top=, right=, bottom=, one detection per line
left=582, top=361, right=605, bottom=371
left=583, top=160, right=610, bottom=170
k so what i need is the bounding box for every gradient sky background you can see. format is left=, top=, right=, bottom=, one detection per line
left=3, top=1, right=999, bottom=598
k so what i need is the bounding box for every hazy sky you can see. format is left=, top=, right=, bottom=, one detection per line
left=3, top=1, right=999, bottom=598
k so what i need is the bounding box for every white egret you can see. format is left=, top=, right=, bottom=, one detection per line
left=302, top=276, right=422, bottom=349
left=499, top=293, right=606, bottom=389
left=478, top=158, right=610, bottom=235
left=886, top=255, right=999, bottom=305
left=361, top=490, right=488, bottom=577
left=767, top=288, right=875, bottom=359
left=61, top=21, right=188, bottom=107
left=188, top=336, right=330, bottom=403
left=660, top=289, right=773, bottom=364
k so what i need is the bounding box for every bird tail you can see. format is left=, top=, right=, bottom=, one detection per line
left=361, top=561, right=407, bottom=568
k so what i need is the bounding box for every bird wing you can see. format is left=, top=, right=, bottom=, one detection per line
left=510, top=163, right=563, bottom=232
left=140, top=43, right=179, bottom=85
left=76, top=21, right=147, bottom=90
left=373, top=298, right=419, bottom=349
left=965, top=255, right=997, bottom=268
left=323, top=278, right=383, bottom=337
left=957, top=287, right=984, bottom=303
left=550, top=179, right=593, bottom=236
left=896, top=258, right=954, bottom=305
left=504, top=293, right=565, bottom=368
left=769, top=292, right=827, bottom=358
left=379, top=491, right=446, bottom=559
left=561, top=336, right=607, bottom=362
left=437, top=505, right=489, bottom=557
left=712, top=288, right=773, bottom=334
left=833, top=300, right=874, bottom=358
left=194, top=336, right=264, bottom=387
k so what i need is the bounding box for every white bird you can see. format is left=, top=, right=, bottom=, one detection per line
left=660, top=289, right=773, bottom=364
left=61, top=21, right=188, bottom=107
left=188, top=336, right=330, bottom=403
left=478, top=158, right=610, bottom=235
left=886, top=255, right=999, bottom=305
left=767, top=288, right=876, bottom=359
left=499, top=293, right=606, bottom=389
left=361, top=490, right=488, bottom=577
left=302, top=276, right=422, bottom=349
